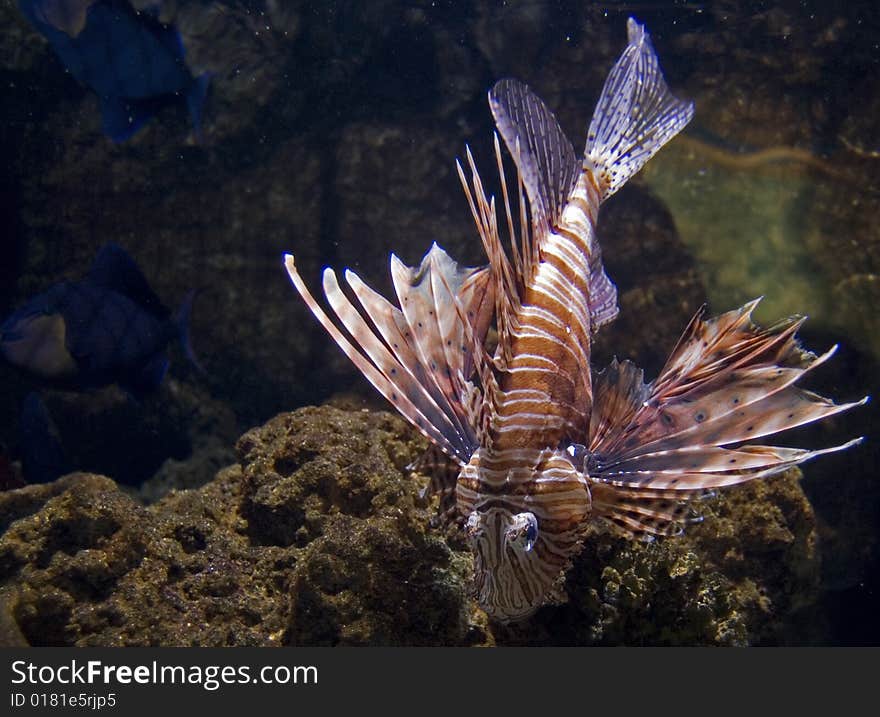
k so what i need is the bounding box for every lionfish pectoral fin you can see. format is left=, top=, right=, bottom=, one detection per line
left=284, top=249, right=491, bottom=465
left=585, top=17, right=694, bottom=201
left=285, top=254, right=466, bottom=462
left=408, top=443, right=461, bottom=524
left=590, top=482, right=700, bottom=541
left=585, top=301, right=866, bottom=534
left=589, top=358, right=650, bottom=450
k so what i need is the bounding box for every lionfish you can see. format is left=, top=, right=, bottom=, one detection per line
left=284, top=19, right=865, bottom=622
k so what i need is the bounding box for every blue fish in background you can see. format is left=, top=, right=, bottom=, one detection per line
left=0, top=243, right=199, bottom=396
left=18, top=0, right=210, bottom=141
left=19, top=392, right=70, bottom=484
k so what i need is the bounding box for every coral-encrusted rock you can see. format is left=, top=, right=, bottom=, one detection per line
left=237, top=407, right=473, bottom=645
left=0, top=407, right=474, bottom=646
left=237, top=407, right=424, bottom=547
left=0, top=406, right=820, bottom=646
left=0, top=474, right=150, bottom=645
left=288, top=514, right=469, bottom=645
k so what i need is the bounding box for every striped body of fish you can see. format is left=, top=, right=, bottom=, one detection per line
left=284, top=19, right=866, bottom=622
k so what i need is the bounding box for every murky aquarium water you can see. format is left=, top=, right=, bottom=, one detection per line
left=0, top=0, right=876, bottom=646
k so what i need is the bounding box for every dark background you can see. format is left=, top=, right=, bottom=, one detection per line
left=0, top=0, right=877, bottom=644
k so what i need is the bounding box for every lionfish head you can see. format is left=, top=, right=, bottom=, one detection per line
left=465, top=507, right=557, bottom=622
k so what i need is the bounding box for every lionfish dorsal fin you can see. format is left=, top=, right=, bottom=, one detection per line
left=488, top=78, right=580, bottom=233
left=585, top=299, right=866, bottom=500
left=457, top=148, right=521, bottom=364
left=284, top=251, right=490, bottom=464
left=585, top=18, right=694, bottom=201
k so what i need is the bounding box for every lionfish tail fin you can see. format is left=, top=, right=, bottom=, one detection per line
left=586, top=17, right=694, bottom=200
left=584, top=300, right=866, bottom=533
left=283, top=251, right=490, bottom=465
left=485, top=20, right=692, bottom=337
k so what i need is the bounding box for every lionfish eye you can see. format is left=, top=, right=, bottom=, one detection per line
left=565, top=443, right=588, bottom=468
left=524, top=516, right=538, bottom=552
left=465, top=512, right=481, bottom=542
left=508, top=512, right=539, bottom=552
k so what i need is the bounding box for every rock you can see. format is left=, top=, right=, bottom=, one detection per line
left=238, top=407, right=474, bottom=645
left=288, top=514, right=468, bottom=645
left=0, top=407, right=475, bottom=646
left=0, top=474, right=149, bottom=646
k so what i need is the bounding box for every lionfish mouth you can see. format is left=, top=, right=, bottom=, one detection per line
left=465, top=505, right=567, bottom=623
left=472, top=560, right=546, bottom=623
